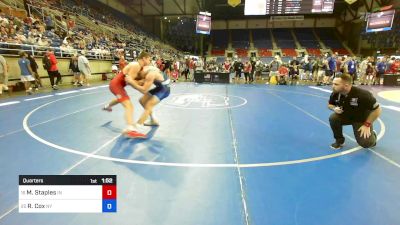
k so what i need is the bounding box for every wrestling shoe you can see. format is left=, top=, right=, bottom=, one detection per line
left=124, top=130, right=147, bottom=139
left=102, top=105, right=112, bottom=112
left=144, top=119, right=159, bottom=126
left=330, top=141, right=345, bottom=150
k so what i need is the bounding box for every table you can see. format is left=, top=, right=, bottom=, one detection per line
left=194, top=72, right=230, bottom=84
left=383, top=74, right=400, bottom=86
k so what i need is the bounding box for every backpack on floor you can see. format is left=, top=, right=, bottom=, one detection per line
left=269, top=75, right=277, bottom=85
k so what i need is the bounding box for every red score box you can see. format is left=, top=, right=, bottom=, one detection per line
left=102, top=185, right=117, bottom=199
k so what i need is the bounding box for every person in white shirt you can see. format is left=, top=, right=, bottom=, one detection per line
left=359, top=57, right=370, bottom=85
left=195, top=58, right=204, bottom=72
left=78, top=51, right=91, bottom=86
left=0, top=54, right=8, bottom=94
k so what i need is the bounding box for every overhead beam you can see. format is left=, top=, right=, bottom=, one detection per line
left=345, top=4, right=357, bottom=19
left=374, top=0, right=383, bottom=7
left=127, top=5, right=142, bottom=16
left=362, top=0, right=372, bottom=11
left=146, top=0, right=162, bottom=15
left=141, top=0, right=143, bottom=15
left=172, top=0, right=185, bottom=14
left=195, top=0, right=201, bottom=10
left=369, top=0, right=374, bottom=10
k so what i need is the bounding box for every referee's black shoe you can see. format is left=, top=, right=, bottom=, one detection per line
left=330, top=141, right=345, bottom=150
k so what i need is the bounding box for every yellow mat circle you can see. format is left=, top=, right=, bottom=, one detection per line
left=378, top=90, right=400, bottom=103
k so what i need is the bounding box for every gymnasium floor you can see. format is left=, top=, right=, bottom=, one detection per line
left=0, top=82, right=399, bottom=225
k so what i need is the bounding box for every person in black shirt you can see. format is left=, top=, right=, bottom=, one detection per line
left=289, top=57, right=300, bottom=85
left=27, top=53, right=42, bottom=89
left=250, top=59, right=256, bottom=83
left=328, top=73, right=381, bottom=149
left=233, top=60, right=243, bottom=81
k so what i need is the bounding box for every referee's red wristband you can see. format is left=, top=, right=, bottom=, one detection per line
left=364, top=122, right=371, bottom=127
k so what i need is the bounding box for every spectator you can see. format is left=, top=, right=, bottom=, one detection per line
left=289, top=56, right=300, bottom=85
left=69, top=54, right=81, bottom=86
left=233, top=59, right=243, bottom=81
left=195, top=57, right=204, bottom=73
left=243, top=61, right=252, bottom=84
left=18, top=51, right=35, bottom=95
left=43, top=48, right=61, bottom=90
left=78, top=51, right=91, bottom=86
left=189, top=57, right=195, bottom=79
left=392, top=58, right=400, bottom=74
left=0, top=54, right=8, bottom=94
left=67, top=17, right=75, bottom=31
left=347, top=56, right=357, bottom=84
left=359, top=57, right=370, bottom=85
left=27, top=53, right=42, bottom=88
left=250, top=59, right=256, bottom=83
left=44, top=13, right=55, bottom=30
left=269, top=56, right=281, bottom=84
left=223, top=59, right=231, bottom=72
left=278, top=64, right=289, bottom=85
left=374, top=57, right=386, bottom=85
left=254, top=59, right=264, bottom=81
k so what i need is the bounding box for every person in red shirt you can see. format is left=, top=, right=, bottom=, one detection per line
left=103, top=51, right=152, bottom=139
left=223, top=60, right=231, bottom=72
left=243, top=61, right=252, bottom=83
left=67, top=18, right=75, bottom=30
left=171, top=60, right=179, bottom=82
left=389, top=58, right=400, bottom=74
left=189, top=58, right=195, bottom=80
left=156, top=58, right=163, bottom=69
left=394, top=59, right=400, bottom=74
left=278, top=64, right=289, bottom=85
left=44, top=49, right=62, bottom=90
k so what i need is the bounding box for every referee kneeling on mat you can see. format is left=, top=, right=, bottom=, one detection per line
left=328, top=73, right=381, bottom=150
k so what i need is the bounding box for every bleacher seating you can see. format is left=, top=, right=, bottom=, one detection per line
left=307, top=48, right=321, bottom=56
left=252, top=29, right=273, bottom=49
left=231, top=29, right=249, bottom=49
left=236, top=48, right=248, bottom=57
left=258, top=48, right=272, bottom=57
left=282, top=49, right=297, bottom=57
left=212, top=30, right=229, bottom=50
left=273, top=29, right=296, bottom=48
left=211, top=49, right=225, bottom=56
left=0, top=0, right=181, bottom=62
left=316, top=28, right=344, bottom=49
left=332, top=48, right=350, bottom=55
left=294, top=28, right=320, bottom=49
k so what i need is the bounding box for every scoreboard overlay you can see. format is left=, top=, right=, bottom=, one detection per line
left=19, top=175, right=117, bottom=213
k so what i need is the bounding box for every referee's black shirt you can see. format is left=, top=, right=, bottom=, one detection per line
left=329, top=86, right=380, bottom=122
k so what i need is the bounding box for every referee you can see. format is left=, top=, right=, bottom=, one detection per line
left=328, top=73, right=381, bottom=149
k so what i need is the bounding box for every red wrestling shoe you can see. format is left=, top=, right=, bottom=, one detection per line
left=124, top=130, right=147, bottom=139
